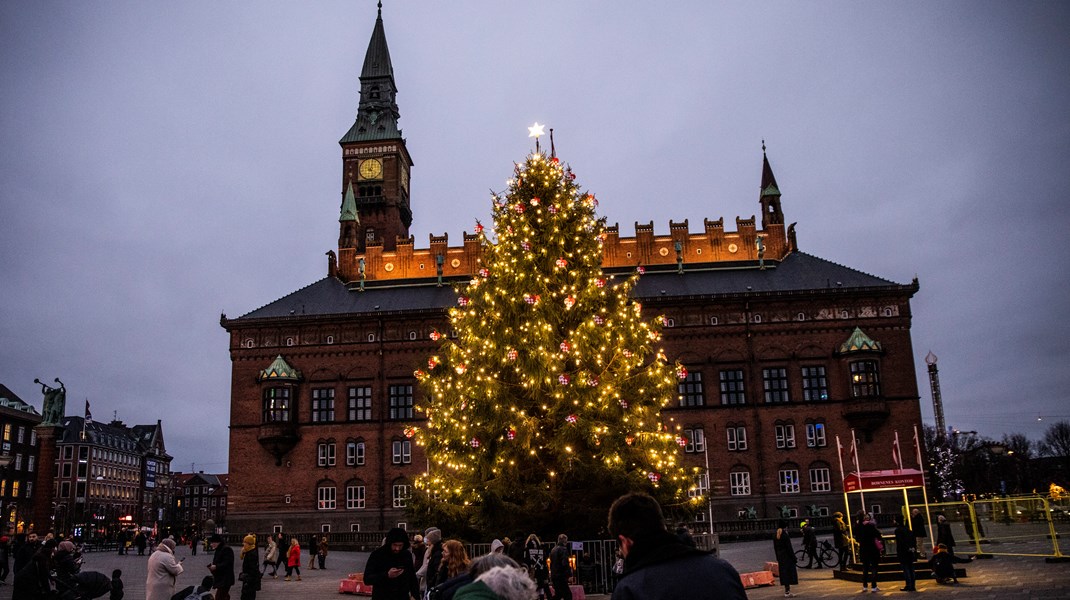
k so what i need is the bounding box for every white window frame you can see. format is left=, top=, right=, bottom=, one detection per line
left=392, top=440, right=412, bottom=465
left=317, top=485, right=337, bottom=510
left=727, top=426, right=747, bottom=451
left=810, top=467, right=832, bottom=492
left=806, top=423, right=827, bottom=448
left=779, top=468, right=800, bottom=494
left=317, top=442, right=336, bottom=467
left=392, top=484, right=410, bottom=508
left=683, top=428, right=705, bottom=453
left=729, top=471, right=751, bottom=496
left=347, top=441, right=366, bottom=466
left=775, top=424, right=796, bottom=449
left=346, top=485, right=366, bottom=510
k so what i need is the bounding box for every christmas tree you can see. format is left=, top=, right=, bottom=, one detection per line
left=413, top=142, right=695, bottom=537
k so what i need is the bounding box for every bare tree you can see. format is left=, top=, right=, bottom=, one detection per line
left=1039, top=421, right=1070, bottom=459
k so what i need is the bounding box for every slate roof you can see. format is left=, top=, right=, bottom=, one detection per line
left=232, top=251, right=910, bottom=323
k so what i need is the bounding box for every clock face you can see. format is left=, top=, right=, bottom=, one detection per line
left=359, top=158, right=383, bottom=180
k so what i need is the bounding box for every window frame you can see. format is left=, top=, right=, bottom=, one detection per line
left=727, top=426, right=748, bottom=451
left=348, top=386, right=373, bottom=422
left=850, top=360, right=882, bottom=398
left=775, top=424, right=796, bottom=449
left=317, top=485, right=337, bottom=510
left=719, top=369, right=746, bottom=405
left=810, top=467, right=832, bottom=492
left=317, top=442, right=336, bottom=467
left=779, top=468, right=801, bottom=494
left=806, top=422, right=827, bottom=448
left=311, top=387, right=336, bottom=423
left=801, top=366, right=829, bottom=402
left=388, top=384, right=415, bottom=420
left=729, top=471, right=751, bottom=496
left=677, top=371, right=705, bottom=407
left=762, top=367, right=791, bottom=403
left=346, top=484, right=366, bottom=510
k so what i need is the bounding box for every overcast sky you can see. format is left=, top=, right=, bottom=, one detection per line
left=2, top=1, right=1068, bottom=472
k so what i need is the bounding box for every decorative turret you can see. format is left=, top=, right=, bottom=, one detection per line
left=759, top=140, right=784, bottom=228
left=336, top=1, right=414, bottom=276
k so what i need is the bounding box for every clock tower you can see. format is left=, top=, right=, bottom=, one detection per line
left=338, top=2, right=413, bottom=258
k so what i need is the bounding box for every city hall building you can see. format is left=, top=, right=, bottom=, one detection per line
left=221, top=8, right=924, bottom=534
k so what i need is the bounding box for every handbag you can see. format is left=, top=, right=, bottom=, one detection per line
left=612, top=557, right=624, bottom=575
left=874, top=538, right=885, bottom=553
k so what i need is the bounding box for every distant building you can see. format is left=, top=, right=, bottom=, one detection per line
left=0, top=384, right=43, bottom=533
left=172, top=471, right=228, bottom=533
left=54, top=417, right=173, bottom=538
left=221, top=7, right=925, bottom=533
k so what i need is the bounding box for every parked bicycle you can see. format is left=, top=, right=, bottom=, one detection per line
left=795, top=539, right=841, bottom=569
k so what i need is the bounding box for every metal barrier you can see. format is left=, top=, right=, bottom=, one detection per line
left=927, top=496, right=1068, bottom=562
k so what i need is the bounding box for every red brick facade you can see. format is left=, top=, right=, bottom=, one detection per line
left=221, top=9, right=924, bottom=534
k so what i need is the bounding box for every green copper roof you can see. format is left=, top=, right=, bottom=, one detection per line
left=761, top=183, right=781, bottom=197
left=340, top=5, right=402, bottom=144
left=838, top=327, right=883, bottom=354
left=258, top=355, right=302, bottom=382
left=340, top=181, right=359, bottom=222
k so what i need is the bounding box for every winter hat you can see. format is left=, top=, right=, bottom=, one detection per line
left=159, top=539, right=177, bottom=552
left=425, top=528, right=442, bottom=544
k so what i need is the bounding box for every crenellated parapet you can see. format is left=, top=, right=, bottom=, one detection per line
left=335, top=215, right=792, bottom=283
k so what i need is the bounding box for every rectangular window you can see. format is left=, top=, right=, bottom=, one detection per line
left=346, top=485, right=366, bottom=509
left=317, top=443, right=336, bottom=467
left=392, top=440, right=412, bottom=465
left=727, top=426, right=748, bottom=451
left=806, top=423, right=827, bottom=448
left=775, top=424, right=796, bottom=449
left=719, top=369, right=746, bottom=405
left=17, top=426, right=25, bottom=444
left=850, top=361, right=881, bottom=398
left=347, top=441, right=366, bottom=466
left=318, top=486, right=337, bottom=510
left=14, top=454, right=22, bottom=470
left=810, top=467, right=832, bottom=492
left=762, top=367, right=790, bottom=403
left=350, top=524, right=361, bottom=532
left=28, top=456, right=34, bottom=472
left=25, top=481, right=32, bottom=498
left=348, top=386, right=373, bottom=421
left=677, top=371, right=705, bottom=407
left=312, top=388, right=335, bottom=423
left=2, top=424, right=9, bottom=441
left=729, top=471, right=751, bottom=496
left=779, top=469, right=800, bottom=494
left=801, top=366, right=828, bottom=401
left=30, top=430, right=37, bottom=446
left=62, top=463, right=72, bottom=478
left=392, top=484, right=410, bottom=508
left=263, top=387, right=291, bottom=422
left=63, top=446, right=74, bottom=460
left=689, top=473, right=710, bottom=498
left=389, top=384, right=414, bottom=420
left=683, top=428, right=705, bottom=454
left=11, top=481, right=19, bottom=498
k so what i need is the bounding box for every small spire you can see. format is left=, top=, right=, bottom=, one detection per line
left=378, top=0, right=382, bottom=18
left=762, top=139, right=766, bottom=154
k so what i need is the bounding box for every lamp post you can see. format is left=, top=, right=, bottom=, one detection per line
left=702, top=440, right=714, bottom=533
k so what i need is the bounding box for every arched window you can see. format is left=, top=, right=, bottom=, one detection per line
left=345, top=479, right=366, bottom=510
left=317, top=481, right=337, bottom=510
left=392, top=478, right=411, bottom=508
left=778, top=464, right=801, bottom=494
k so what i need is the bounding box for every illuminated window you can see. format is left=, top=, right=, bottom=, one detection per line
left=262, top=387, right=291, bottom=422
left=850, top=361, right=881, bottom=397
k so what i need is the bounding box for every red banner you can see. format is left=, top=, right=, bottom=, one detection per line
left=843, top=469, right=925, bottom=492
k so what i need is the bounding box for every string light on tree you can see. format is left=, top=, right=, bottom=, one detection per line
left=412, top=127, right=690, bottom=536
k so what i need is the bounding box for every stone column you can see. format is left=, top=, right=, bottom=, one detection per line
left=31, top=424, right=62, bottom=535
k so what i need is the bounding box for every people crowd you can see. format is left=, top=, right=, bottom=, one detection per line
left=0, top=498, right=980, bottom=600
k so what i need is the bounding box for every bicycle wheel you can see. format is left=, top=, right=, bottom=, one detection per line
left=820, top=547, right=839, bottom=569
left=795, top=548, right=808, bottom=566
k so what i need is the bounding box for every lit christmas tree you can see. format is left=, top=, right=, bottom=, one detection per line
left=413, top=136, right=694, bottom=536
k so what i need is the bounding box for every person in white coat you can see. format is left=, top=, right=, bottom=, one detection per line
left=146, top=538, right=184, bottom=600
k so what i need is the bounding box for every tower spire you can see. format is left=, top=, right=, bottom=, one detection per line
left=759, top=140, right=784, bottom=228
left=340, top=1, right=401, bottom=143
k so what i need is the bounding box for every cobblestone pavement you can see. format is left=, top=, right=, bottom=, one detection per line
left=1, top=539, right=1067, bottom=600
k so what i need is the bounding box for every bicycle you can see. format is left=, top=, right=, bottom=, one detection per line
left=795, top=539, right=840, bottom=569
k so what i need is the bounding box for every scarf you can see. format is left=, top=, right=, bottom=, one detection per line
left=240, top=534, right=257, bottom=559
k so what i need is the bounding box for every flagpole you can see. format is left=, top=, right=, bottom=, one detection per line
left=851, top=429, right=866, bottom=515
left=837, top=435, right=857, bottom=566
left=915, top=424, right=935, bottom=551
left=893, top=431, right=903, bottom=473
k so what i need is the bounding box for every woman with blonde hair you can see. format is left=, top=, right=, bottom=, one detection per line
left=285, top=538, right=302, bottom=581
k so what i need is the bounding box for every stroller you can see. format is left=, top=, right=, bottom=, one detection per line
left=172, top=575, right=216, bottom=600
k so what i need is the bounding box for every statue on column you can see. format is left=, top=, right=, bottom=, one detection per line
left=34, top=377, right=66, bottom=425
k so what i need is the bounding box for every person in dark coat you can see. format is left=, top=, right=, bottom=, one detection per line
left=524, top=534, right=551, bottom=600
left=773, top=519, right=799, bottom=597
left=936, top=514, right=971, bottom=563
left=856, top=513, right=883, bottom=593
left=135, top=532, right=148, bottom=556
left=0, top=534, right=10, bottom=584
left=422, top=528, right=444, bottom=593
left=610, top=493, right=747, bottom=600
left=363, top=527, right=419, bottom=600
left=893, top=515, right=918, bottom=592
left=208, top=534, right=236, bottom=600
left=239, top=534, right=260, bottom=600
left=929, top=544, right=957, bottom=584
left=549, top=534, right=572, bottom=600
